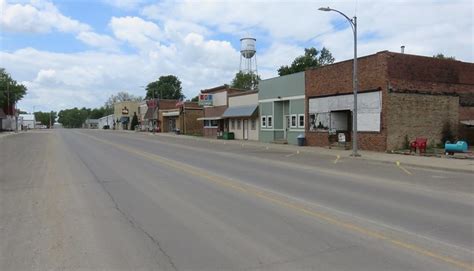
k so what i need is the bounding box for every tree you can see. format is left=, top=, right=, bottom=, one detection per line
left=433, top=53, right=456, bottom=60
left=34, top=111, right=57, bottom=128
left=278, top=47, right=335, bottom=76
left=57, top=107, right=91, bottom=128
left=0, top=68, right=27, bottom=114
left=146, top=75, right=184, bottom=100
left=103, top=91, right=142, bottom=116
left=130, top=112, right=139, bottom=130
left=231, top=71, right=260, bottom=90
left=191, top=95, right=199, bottom=102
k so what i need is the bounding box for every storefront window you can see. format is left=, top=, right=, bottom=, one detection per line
left=251, top=119, right=256, bottom=130
left=237, top=119, right=241, bottom=129
left=231, top=119, right=235, bottom=129
left=267, top=116, right=273, bottom=128
left=309, top=113, right=329, bottom=131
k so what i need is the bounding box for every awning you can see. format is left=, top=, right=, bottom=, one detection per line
left=144, top=107, right=157, bottom=119
left=0, top=108, right=5, bottom=118
left=460, top=120, right=474, bottom=126
left=222, top=105, right=258, bottom=118
left=196, top=116, right=223, bottom=121
left=162, top=111, right=180, bottom=117
left=120, top=116, right=130, bottom=123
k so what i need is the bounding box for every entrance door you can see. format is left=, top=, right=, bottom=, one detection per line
left=243, top=119, right=249, bottom=140
left=168, top=118, right=176, bottom=132
left=284, top=115, right=290, bottom=139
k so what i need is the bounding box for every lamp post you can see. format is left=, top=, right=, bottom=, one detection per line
left=319, top=7, right=360, bottom=157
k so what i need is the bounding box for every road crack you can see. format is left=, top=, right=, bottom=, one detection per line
left=70, top=142, right=179, bottom=271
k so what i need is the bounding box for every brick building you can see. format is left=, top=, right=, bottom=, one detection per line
left=156, top=99, right=180, bottom=132
left=161, top=101, right=203, bottom=135
left=305, top=51, right=474, bottom=151
left=197, top=85, right=247, bottom=138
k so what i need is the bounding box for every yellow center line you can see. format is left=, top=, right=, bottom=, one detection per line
left=396, top=161, right=413, bottom=175
left=75, top=131, right=473, bottom=271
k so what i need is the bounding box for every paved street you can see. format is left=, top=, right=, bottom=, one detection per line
left=1, top=129, right=473, bottom=271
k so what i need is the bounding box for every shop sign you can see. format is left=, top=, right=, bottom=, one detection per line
left=199, top=94, right=213, bottom=106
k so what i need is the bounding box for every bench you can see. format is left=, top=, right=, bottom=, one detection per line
left=410, top=138, right=427, bottom=154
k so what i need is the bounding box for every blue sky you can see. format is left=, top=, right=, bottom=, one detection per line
left=1, top=0, right=472, bottom=112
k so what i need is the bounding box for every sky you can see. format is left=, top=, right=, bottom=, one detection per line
left=1, top=0, right=473, bottom=113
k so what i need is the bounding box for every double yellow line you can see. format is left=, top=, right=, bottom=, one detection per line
left=76, top=131, right=473, bottom=271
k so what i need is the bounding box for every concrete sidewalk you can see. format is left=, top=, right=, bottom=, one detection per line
left=148, top=131, right=474, bottom=174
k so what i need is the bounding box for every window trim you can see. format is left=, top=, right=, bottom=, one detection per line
left=267, top=115, right=273, bottom=128
left=298, top=114, right=305, bottom=128
left=290, top=114, right=297, bottom=128
left=261, top=115, right=267, bottom=128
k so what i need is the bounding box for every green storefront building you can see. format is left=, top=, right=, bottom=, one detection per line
left=259, top=72, right=305, bottom=145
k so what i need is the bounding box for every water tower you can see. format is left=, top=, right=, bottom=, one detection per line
left=239, top=38, right=258, bottom=87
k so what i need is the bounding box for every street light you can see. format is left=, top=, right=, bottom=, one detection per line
left=318, top=7, right=360, bottom=157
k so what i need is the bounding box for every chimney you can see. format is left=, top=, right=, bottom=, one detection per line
left=401, top=45, right=405, bottom=54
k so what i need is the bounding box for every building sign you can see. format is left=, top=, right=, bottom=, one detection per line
left=199, top=94, right=213, bottom=106
left=122, top=106, right=129, bottom=115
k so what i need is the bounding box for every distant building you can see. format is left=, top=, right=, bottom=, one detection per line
left=19, top=114, right=35, bottom=130
left=113, top=101, right=140, bottom=130
left=161, top=101, right=203, bottom=135
left=83, top=119, right=99, bottom=129
left=197, top=85, right=247, bottom=138
left=98, top=114, right=114, bottom=129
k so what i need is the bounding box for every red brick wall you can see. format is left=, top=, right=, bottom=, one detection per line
left=204, top=105, right=226, bottom=118
left=305, top=51, right=474, bottom=151
left=158, top=100, right=179, bottom=110
left=305, top=52, right=390, bottom=151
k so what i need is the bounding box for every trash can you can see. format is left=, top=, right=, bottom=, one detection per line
left=297, top=134, right=305, bottom=146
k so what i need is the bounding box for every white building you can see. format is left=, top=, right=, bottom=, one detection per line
left=222, top=90, right=259, bottom=140
left=98, top=114, right=114, bottom=129
left=19, top=114, right=35, bottom=129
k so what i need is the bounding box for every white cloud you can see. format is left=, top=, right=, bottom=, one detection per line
left=0, top=0, right=90, bottom=33
left=102, top=0, right=146, bottom=10
left=109, top=16, right=162, bottom=51
left=1, top=0, right=472, bottom=114
left=76, top=31, right=120, bottom=52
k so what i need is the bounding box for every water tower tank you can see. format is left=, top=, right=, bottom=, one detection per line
left=240, top=38, right=256, bottom=59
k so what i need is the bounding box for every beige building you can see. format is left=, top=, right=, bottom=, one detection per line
left=223, top=90, right=259, bottom=140
left=114, top=101, right=140, bottom=130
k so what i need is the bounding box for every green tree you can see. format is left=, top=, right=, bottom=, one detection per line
left=0, top=68, right=27, bottom=114
left=34, top=111, right=57, bottom=128
left=57, top=107, right=91, bottom=128
left=146, top=75, right=184, bottom=100
left=278, top=47, right=335, bottom=76
left=231, top=71, right=260, bottom=90
left=190, top=95, right=199, bottom=102
left=130, top=112, right=139, bottom=130
left=433, top=53, right=456, bottom=60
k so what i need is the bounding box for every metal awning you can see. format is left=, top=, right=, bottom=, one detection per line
left=222, top=105, right=258, bottom=118
left=460, top=120, right=474, bottom=126
left=144, top=107, right=157, bottom=119
left=120, top=116, right=130, bottom=123
left=196, top=116, right=223, bottom=121
left=162, top=111, right=180, bottom=117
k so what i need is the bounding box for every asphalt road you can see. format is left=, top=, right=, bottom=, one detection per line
left=1, top=129, right=473, bottom=271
